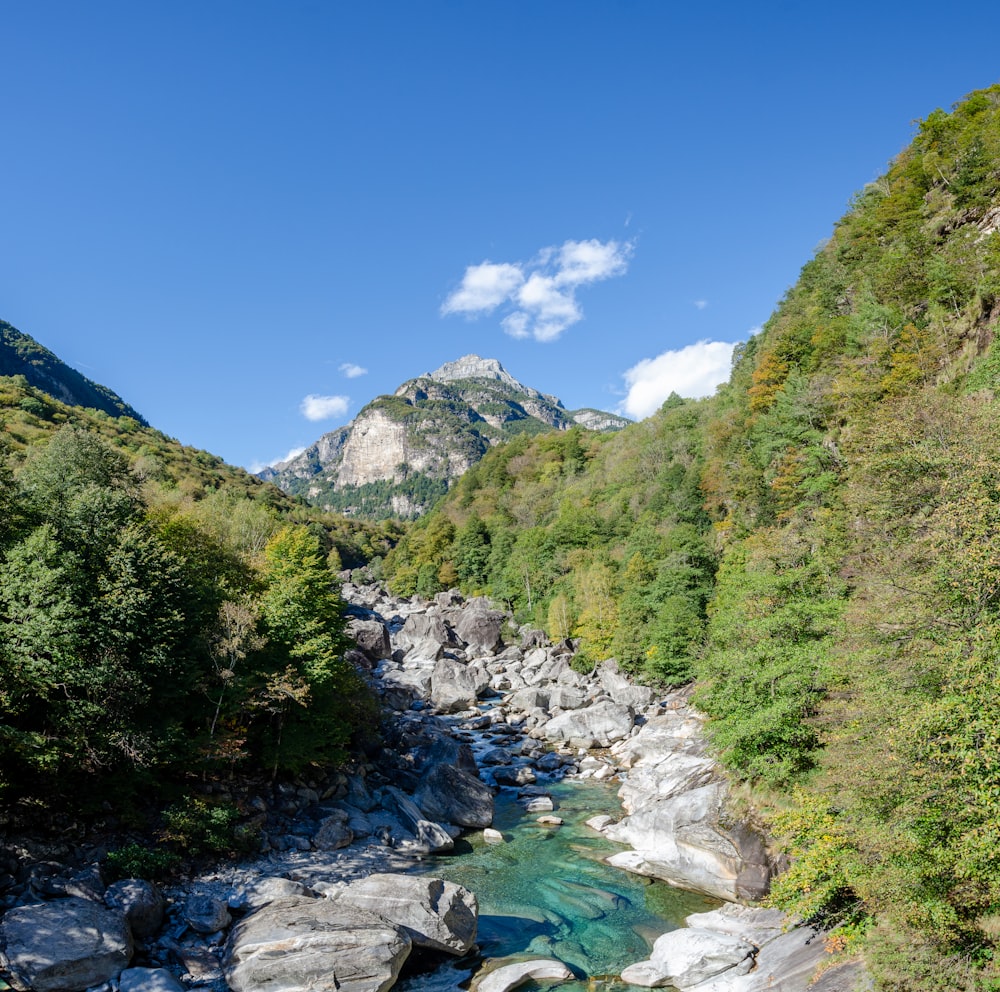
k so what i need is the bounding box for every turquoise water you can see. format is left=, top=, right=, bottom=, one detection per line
left=399, top=778, right=719, bottom=991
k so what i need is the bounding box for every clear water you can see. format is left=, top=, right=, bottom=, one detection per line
left=398, top=778, right=719, bottom=992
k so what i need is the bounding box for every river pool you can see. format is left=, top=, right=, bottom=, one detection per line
left=398, top=778, right=719, bottom=992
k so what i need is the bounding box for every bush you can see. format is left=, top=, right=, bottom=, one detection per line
left=105, top=842, right=180, bottom=881
left=160, top=798, right=251, bottom=856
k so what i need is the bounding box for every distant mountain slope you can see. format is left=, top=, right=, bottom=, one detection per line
left=0, top=319, right=147, bottom=422
left=260, top=355, right=630, bottom=519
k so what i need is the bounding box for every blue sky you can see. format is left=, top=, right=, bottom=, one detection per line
left=3, top=2, right=1000, bottom=471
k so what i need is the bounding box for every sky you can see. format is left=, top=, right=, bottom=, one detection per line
left=3, top=2, right=1000, bottom=472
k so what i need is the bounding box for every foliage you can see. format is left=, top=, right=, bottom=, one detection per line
left=104, top=842, right=181, bottom=881
left=160, top=798, right=254, bottom=856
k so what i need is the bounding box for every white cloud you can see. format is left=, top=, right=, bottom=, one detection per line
left=441, top=261, right=524, bottom=315
left=620, top=340, right=737, bottom=419
left=693, top=299, right=708, bottom=310
left=442, top=238, right=633, bottom=341
left=339, top=362, right=367, bottom=378
left=300, top=394, right=350, bottom=421
left=248, top=446, right=306, bottom=473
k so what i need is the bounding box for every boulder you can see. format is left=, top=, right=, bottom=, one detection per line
left=507, top=687, right=550, bottom=712
left=542, top=699, right=634, bottom=748
left=350, top=618, right=392, bottom=660
left=454, top=599, right=506, bottom=655
left=383, top=787, right=455, bottom=853
left=314, top=809, right=355, bottom=850
left=604, top=783, right=771, bottom=902
left=396, top=613, right=456, bottom=660
left=104, top=878, right=165, bottom=939
left=224, top=896, right=411, bottom=992
left=228, top=876, right=315, bottom=913
left=184, top=893, right=232, bottom=935
left=0, top=897, right=133, bottom=992
left=547, top=685, right=587, bottom=710
left=118, top=968, right=185, bottom=992
left=597, top=659, right=656, bottom=709
left=430, top=656, right=490, bottom=713
left=415, top=763, right=495, bottom=828
left=620, top=927, right=754, bottom=989
left=331, top=874, right=477, bottom=955
left=475, top=959, right=575, bottom=992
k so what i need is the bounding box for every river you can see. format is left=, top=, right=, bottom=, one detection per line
left=398, top=777, right=719, bottom=992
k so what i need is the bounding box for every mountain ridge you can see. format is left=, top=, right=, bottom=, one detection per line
left=0, top=319, right=147, bottom=423
left=260, top=354, right=630, bottom=519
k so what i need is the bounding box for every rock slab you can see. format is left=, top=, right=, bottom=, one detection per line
left=0, top=897, right=134, bottom=992
left=224, top=895, right=411, bottom=992
left=331, top=874, right=477, bottom=954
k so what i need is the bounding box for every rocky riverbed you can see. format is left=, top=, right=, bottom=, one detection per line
left=0, top=582, right=867, bottom=992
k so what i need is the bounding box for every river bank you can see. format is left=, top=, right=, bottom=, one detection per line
left=0, top=581, right=867, bottom=992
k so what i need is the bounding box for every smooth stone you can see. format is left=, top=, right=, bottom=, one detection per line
left=536, top=816, right=563, bottom=825
left=483, top=828, right=506, bottom=844
left=525, top=796, right=554, bottom=813
left=585, top=814, right=613, bottom=832
left=0, top=897, right=133, bottom=992
left=184, top=893, right=231, bottom=935
left=118, top=968, right=185, bottom=992
left=474, top=958, right=575, bottom=992
left=224, top=896, right=411, bottom=992
left=314, top=809, right=355, bottom=850
left=414, top=763, right=494, bottom=828
left=228, top=876, right=314, bottom=913
left=330, top=874, right=477, bottom=955
left=104, top=878, right=165, bottom=939
left=622, top=927, right=755, bottom=990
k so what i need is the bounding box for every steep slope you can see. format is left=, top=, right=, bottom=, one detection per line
left=0, top=331, right=399, bottom=819
left=382, top=85, right=1000, bottom=989
left=260, top=355, right=630, bottom=519
left=0, top=319, right=147, bottom=422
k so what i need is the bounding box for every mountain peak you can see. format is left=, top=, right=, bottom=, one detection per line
left=426, top=355, right=523, bottom=389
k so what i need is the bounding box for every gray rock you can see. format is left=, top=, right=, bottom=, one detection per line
left=620, top=927, right=754, bottom=989
left=331, top=874, right=477, bottom=955
left=415, top=763, right=494, bottom=828
left=0, top=897, right=133, bottom=992
left=384, top=787, right=454, bottom=853
left=350, top=618, right=392, bottom=660
left=224, top=895, right=411, bottom=992
left=542, top=698, right=634, bottom=748
left=184, top=893, right=231, bottom=935
left=598, top=659, right=656, bottom=709
left=314, top=809, right=355, bottom=851
left=430, top=656, right=490, bottom=713
left=455, top=599, right=506, bottom=655
left=396, top=613, right=456, bottom=660
left=104, top=879, right=165, bottom=939
left=475, top=958, right=575, bottom=992
left=547, top=685, right=587, bottom=710
left=118, top=967, right=184, bottom=992
left=228, top=876, right=314, bottom=913
left=507, top=687, right=550, bottom=712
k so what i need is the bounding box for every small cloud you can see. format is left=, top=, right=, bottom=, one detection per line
left=248, top=446, right=306, bottom=473
left=441, top=261, right=525, bottom=315
left=339, top=362, right=368, bottom=379
left=300, top=394, right=350, bottom=421
left=619, top=340, right=737, bottom=419
left=693, top=299, right=708, bottom=310
left=442, top=238, right=633, bottom=342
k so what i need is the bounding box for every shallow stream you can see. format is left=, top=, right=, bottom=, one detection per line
left=399, top=778, right=719, bottom=992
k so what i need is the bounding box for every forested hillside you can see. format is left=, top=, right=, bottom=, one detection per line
left=0, top=371, right=399, bottom=821
left=383, top=85, right=1000, bottom=989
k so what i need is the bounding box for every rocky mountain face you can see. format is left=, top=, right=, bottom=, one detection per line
left=259, top=355, right=630, bottom=519
left=0, top=320, right=146, bottom=423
